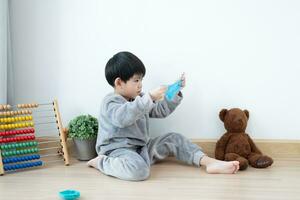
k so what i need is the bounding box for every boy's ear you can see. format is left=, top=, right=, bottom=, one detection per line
left=219, top=109, right=228, bottom=122
left=114, top=77, right=122, bottom=87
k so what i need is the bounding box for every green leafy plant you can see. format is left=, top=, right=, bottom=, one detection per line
left=68, top=115, right=98, bottom=140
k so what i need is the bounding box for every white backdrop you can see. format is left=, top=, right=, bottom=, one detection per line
left=8, top=0, right=300, bottom=139
left=0, top=0, right=8, bottom=105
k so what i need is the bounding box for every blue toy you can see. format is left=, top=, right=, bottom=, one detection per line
left=59, top=190, right=80, bottom=200
left=165, top=80, right=182, bottom=101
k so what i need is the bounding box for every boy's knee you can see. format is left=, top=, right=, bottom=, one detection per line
left=125, top=165, right=150, bottom=181
left=167, top=132, right=185, bottom=141
left=114, top=158, right=150, bottom=181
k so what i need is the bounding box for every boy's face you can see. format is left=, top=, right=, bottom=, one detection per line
left=118, top=74, right=143, bottom=100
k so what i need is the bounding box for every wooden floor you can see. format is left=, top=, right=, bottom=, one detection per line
left=0, top=155, right=300, bottom=200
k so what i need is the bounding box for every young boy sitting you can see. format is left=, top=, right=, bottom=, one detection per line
left=87, top=51, right=239, bottom=181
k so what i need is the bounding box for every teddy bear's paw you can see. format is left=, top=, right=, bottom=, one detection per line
left=255, top=156, right=273, bottom=168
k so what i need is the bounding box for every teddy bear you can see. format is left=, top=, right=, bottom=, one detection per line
left=215, top=108, right=273, bottom=170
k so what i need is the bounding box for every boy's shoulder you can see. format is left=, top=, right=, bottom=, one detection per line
left=102, top=92, right=126, bottom=105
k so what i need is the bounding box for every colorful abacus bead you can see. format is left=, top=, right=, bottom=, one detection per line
left=0, top=128, right=34, bottom=136
left=3, top=161, right=43, bottom=171
left=0, top=135, right=35, bottom=143
left=2, top=155, right=40, bottom=164
left=17, top=103, right=38, bottom=108
left=0, top=104, right=11, bottom=110
left=0, top=141, right=38, bottom=150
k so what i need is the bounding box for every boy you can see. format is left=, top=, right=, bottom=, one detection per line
left=87, top=52, right=239, bottom=181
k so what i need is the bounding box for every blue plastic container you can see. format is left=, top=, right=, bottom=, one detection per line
left=59, top=190, right=80, bottom=200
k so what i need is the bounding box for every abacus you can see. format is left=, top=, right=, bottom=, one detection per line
left=0, top=100, right=69, bottom=175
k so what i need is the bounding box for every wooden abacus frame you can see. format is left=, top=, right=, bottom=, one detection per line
left=0, top=99, right=69, bottom=175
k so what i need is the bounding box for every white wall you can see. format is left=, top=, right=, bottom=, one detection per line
left=0, top=0, right=8, bottom=104
left=8, top=0, right=300, bottom=139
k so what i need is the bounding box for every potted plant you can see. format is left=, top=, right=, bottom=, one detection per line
left=68, top=114, right=98, bottom=161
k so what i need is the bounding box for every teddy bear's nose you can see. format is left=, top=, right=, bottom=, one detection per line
left=234, top=118, right=243, bottom=124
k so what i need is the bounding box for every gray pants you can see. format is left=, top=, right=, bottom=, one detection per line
left=97, top=133, right=206, bottom=181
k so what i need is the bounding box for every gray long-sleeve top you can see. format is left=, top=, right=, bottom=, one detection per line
left=96, top=92, right=183, bottom=155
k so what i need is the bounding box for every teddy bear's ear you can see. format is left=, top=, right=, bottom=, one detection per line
left=219, top=109, right=228, bottom=122
left=244, top=109, right=249, bottom=119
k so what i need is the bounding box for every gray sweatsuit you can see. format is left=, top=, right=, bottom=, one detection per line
left=95, top=92, right=205, bottom=181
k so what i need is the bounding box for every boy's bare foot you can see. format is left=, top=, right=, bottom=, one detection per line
left=200, top=156, right=240, bottom=174
left=87, top=155, right=107, bottom=169
left=206, top=160, right=239, bottom=174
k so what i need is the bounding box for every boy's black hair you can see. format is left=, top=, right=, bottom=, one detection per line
left=105, top=51, right=146, bottom=87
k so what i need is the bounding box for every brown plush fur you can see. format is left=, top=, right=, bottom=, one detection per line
left=215, top=108, right=273, bottom=170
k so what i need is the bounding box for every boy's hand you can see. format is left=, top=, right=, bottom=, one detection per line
left=149, top=86, right=167, bottom=101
